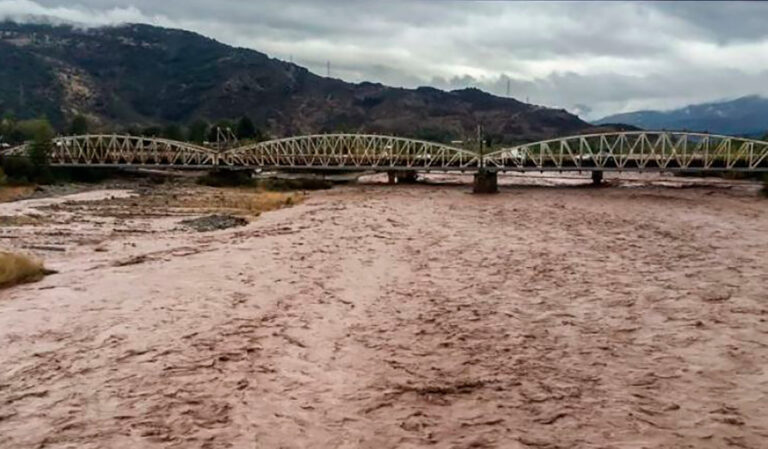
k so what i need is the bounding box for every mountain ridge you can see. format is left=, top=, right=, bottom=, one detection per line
left=0, top=21, right=597, bottom=143
left=595, top=96, right=768, bottom=137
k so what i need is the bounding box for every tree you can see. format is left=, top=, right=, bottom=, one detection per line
left=124, top=126, right=141, bottom=136
left=141, top=126, right=162, bottom=137
left=188, top=120, right=208, bottom=143
left=16, top=119, right=53, bottom=141
left=0, top=114, right=15, bottom=144
left=26, top=119, right=54, bottom=182
left=162, top=124, right=183, bottom=141
left=69, top=115, right=88, bottom=135
left=236, top=116, right=256, bottom=139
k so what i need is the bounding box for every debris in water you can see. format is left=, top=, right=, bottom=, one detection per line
left=179, top=214, right=248, bottom=232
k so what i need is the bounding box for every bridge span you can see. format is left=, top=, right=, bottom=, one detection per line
left=3, top=131, right=767, bottom=192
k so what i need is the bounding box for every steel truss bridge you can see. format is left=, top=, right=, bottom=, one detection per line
left=3, top=131, right=768, bottom=173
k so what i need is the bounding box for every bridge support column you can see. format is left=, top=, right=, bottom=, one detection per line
left=591, top=170, right=604, bottom=186
left=473, top=169, right=498, bottom=194
left=387, top=171, right=397, bottom=184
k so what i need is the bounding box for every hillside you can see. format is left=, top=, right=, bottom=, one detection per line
left=595, top=96, right=768, bottom=137
left=0, top=21, right=594, bottom=143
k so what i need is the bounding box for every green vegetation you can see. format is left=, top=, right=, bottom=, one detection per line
left=51, top=167, right=123, bottom=183
left=197, top=170, right=255, bottom=187
left=0, top=157, right=34, bottom=184
left=236, top=116, right=257, bottom=140
left=0, top=118, right=54, bottom=184
left=0, top=117, right=112, bottom=184
left=0, top=116, right=53, bottom=146
left=414, top=127, right=456, bottom=144
left=68, top=115, right=88, bottom=135
left=1, top=22, right=592, bottom=145
left=0, top=37, right=65, bottom=127
left=141, top=126, right=162, bottom=137
left=118, top=119, right=267, bottom=144
left=256, top=177, right=334, bottom=191
left=27, top=122, right=53, bottom=178
left=188, top=120, right=209, bottom=143
left=0, top=114, right=25, bottom=144
left=162, top=124, right=184, bottom=141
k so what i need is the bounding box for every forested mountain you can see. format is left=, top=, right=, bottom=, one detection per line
left=0, top=21, right=599, bottom=143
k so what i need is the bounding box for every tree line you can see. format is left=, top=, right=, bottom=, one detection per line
left=0, top=114, right=265, bottom=147
left=0, top=113, right=266, bottom=184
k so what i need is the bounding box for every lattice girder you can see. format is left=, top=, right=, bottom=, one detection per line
left=484, top=131, right=768, bottom=172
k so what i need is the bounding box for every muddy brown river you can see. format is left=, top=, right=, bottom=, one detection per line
left=0, top=173, right=767, bottom=448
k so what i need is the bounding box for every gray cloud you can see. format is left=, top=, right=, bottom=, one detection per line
left=2, top=0, right=768, bottom=120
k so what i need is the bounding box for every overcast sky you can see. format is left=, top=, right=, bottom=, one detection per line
left=2, top=0, right=768, bottom=120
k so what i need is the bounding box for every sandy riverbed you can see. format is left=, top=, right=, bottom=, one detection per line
left=0, top=173, right=767, bottom=448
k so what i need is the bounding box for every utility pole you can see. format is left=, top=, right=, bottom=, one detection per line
left=326, top=61, right=331, bottom=77
left=477, top=124, right=484, bottom=165
left=506, top=79, right=510, bottom=97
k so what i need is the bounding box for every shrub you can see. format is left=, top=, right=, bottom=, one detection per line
left=0, top=185, right=35, bottom=203
left=0, top=156, right=35, bottom=184
left=50, top=167, right=121, bottom=183
left=24, top=123, right=55, bottom=184
left=197, top=170, right=255, bottom=187
left=256, top=177, right=334, bottom=191
left=0, top=251, right=51, bottom=288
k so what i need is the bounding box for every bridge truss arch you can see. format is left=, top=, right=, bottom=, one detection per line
left=219, top=134, right=479, bottom=170
left=3, top=134, right=218, bottom=168
left=483, top=131, right=768, bottom=172
left=1, top=131, right=766, bottom=173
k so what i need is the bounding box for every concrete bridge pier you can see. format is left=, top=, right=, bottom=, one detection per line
left=591, top=170, right=604, bottom=186
left=473, top=169, right=498, bottom=194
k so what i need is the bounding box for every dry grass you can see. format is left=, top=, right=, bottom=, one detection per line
left=177, top=189, right=303, bottom=215
left=0, top=251, right=49, bottom=288
left=0, top=215, right=42, bottom=226
left=0, top=186, right=35, bottom=203
left=85, top=187, right=304, bottom=218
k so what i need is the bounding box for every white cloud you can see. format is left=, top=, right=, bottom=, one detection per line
left=0, top=0, right=151, bottom=26
left=2, top=0, right=768, bottom=119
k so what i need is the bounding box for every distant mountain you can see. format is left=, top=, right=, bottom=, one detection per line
left=595, top=96, right=768, bottom=137
left=0, top=21, right=600, bottom=143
